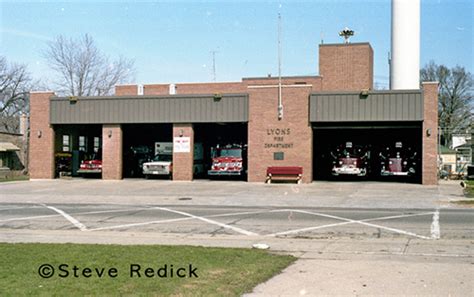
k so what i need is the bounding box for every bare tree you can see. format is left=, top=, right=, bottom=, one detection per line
left=0, top=56, right=32, bottom=133
left=44, top=34, right=135, bottom=96
left=421, top=61, right=473, bottom=147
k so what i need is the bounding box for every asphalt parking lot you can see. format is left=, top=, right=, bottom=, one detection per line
left=0, top=179, right=472, bottom=240
left=1, top=203, right=472, bottom=240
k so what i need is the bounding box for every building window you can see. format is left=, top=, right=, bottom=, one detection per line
left=93, top=137, right=101, bottom=153
left=79, top=136, right=87, bottom=152
left=62, top=135, right=70, bottom=152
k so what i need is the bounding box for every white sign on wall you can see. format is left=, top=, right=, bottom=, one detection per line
left=173, top=137, right=191, bottom=153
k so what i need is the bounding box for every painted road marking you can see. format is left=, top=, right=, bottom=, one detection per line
left=43, top=204, right=87, bottom=231
left=430, top=208, right=441, bottom=239
left=0, top=214, right=61, bottom=223
left=87, top=210, right=269, bottom=232
left=267, top=209, right=435, bottom=239
left=0, top=206, right=44, bottom=211
left=0, top=205, right=438, bottom=240
left=153, top=207, right=259, bottom=236
left=87, top=217, right=194, bottom=231
left=0, top=207, right=149, bottom=223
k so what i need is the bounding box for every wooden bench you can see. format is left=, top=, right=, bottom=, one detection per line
left=266, top=166, right=303, bottom=184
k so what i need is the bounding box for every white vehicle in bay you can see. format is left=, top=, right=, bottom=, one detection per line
left=142, top=142, right=204, bottom=178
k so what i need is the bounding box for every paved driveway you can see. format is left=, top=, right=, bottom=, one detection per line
left=1, top=203, right=472, bottom=240
left=1, top=179, right=471, bottom=240
left=0, top=179, right=465, bottom=209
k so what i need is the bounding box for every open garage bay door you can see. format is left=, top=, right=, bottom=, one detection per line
left=313, top=123, right=422, bottom=182
left=310, top=91, right=424, bottom=183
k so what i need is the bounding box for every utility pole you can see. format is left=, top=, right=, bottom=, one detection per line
left=210, top=50, right=218, bottom=82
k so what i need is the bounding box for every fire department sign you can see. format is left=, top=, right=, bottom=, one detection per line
left=173, top=137, right=191, bottom=153
left=264, top=127, right=294, bottom=149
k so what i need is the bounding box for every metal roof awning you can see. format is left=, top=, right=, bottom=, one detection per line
left=310, top=90, right=424, bottom=122
left=0, top=142, right=20, bottom=152
left=50, top=94, right=249, bottom=124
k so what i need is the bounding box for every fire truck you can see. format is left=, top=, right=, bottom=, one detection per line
left=379, top=142, right=418, bottom=176
left=331, top=142, right=369, bottom=177
left=208, top=144, right=247, bottom=176
left=77, top=152, right=102, bottom=176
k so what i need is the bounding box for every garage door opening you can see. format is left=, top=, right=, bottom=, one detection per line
left=194, top=123, right=248, bottom=181
left=313, top=123, right=422, bottom=183
left=122, top=124, right=172, bottom=178
left=54, top=124, right=102, bottom=178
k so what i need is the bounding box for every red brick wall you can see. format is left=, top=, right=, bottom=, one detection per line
left=243, top=76, right=322, bottom=91
left=115, top=85, right=138, bottom=96
left=144, top=84, right=169, bottom=95
left=102, top=124, right=123, bottom=180
left=422, top=82, right=439, bottom=185
left=319, top=43, right=373, bottom=91
left=175, top=82, right=246, bottom=94
left=247, top=85, right=313, bottom=183
left=172, top=124, right=194, bottom=181
left=29, top=92, right=55, bottom=179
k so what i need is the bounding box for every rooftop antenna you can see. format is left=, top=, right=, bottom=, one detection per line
left=210, top=49, right=219, bottom=81
left=339, top=27, right=354, bottom=44
left=277, top=5, right=283, bottom=120
left=320, top=31, right=324, bottom=44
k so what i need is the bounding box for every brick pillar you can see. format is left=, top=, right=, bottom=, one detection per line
left=422, top=82, right=439, bottom=185
left=247, top=85, right=313, bottom=183
left=102, top=124, right=123, bottom=180
left=172, top=124, right=194, bottom=181
left=29, top=92, right=55, bottom=179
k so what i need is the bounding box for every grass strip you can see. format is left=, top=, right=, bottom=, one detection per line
left=0, top=243, right=295, bottom=296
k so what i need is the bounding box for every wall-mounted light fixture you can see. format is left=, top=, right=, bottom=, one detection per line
left=359, top=89, right=369, bottom=99
left=213, top=93, right=222, bottom=101
left=108, top=130, right=113, bottom=138
left=179, top=129, right=184, bottom=137
left=426, top=128, right=432, bottom=137
left=37, top=130, right=42, bottom=138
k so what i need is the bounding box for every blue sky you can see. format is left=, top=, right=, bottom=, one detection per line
left=0, top=0, right=472, bottom=89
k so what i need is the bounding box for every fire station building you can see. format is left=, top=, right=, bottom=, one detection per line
left=29, top=42, right=439, bottom=185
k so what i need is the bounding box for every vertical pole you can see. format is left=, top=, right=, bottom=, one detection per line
left=211, top=50, right=217, bottom=82
left=277, top=11, right=283, bottom=120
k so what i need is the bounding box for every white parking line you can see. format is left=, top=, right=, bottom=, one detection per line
left=267, top=211, right=434, bottom=237
left=153, top=207, right=259, bottom=236
left=0, top=206, right=43, bottom=212
left=430, top=208, right=440, bottom=239
left=43, top=205, right=87, bottom=231
left=0, top=214, right=60, bottom=223
left=267, top=209, right=435, bottom=239
left=87, top=209, right=269, bottom=232
left=0, top=207, right=148, bottom=223
left=87, top=217, right=193, bottom=231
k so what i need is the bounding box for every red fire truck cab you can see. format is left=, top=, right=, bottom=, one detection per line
left=208, top=144, right=247, bottom=176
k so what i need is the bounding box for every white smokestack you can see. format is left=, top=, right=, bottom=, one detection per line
left=390, top=0, right=420, bottom=90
